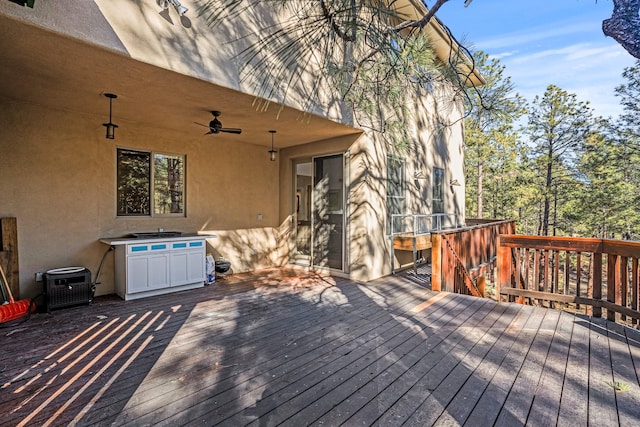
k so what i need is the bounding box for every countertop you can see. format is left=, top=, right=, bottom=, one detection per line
left=100, top=233, right=217, bottom=246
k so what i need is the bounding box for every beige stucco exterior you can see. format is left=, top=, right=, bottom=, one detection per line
left=0, top=0, right=469, bottom=299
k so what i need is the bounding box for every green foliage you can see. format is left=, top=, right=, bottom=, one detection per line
left=526, top=85, right=594, bottom=236
left=466, top=61, right=640, bottom=239
left=463, top=51, right=526, bottom=220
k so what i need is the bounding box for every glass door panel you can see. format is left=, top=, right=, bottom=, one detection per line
left=313, top=154, right=344, bottom=270
left=293, top=162, right=312, bottom=266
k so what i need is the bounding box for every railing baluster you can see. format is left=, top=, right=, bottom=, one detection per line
left=564, top=251, right=570, bottom=295
left=620, top=256, right=628, bottom=323
left=576, top=252, right=582, bottom=309
left=593, top=253, right=602, bottom=318
left=544, top=250, right=550, bottom=298
left=633, top=258, right=638, bottom=326
left=607, top=254, right=617, bottom=322
left=534, top=249, right=541, bottom=294
left=525, top=248, right=530, bottom=292
left=551, top=251, right=560, bottom=294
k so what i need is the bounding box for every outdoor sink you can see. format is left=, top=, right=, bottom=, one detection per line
left=126, top=231, right=183, bottom=239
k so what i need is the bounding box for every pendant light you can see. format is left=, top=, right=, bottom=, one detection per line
left=268, top=130, right=277, bottom=161
left=102, top=93, right=118, bottom=140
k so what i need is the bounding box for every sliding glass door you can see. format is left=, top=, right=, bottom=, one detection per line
left=312, top=154, right=344, bottom=271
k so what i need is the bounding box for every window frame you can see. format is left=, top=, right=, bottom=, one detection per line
left=432, top=167, right=445, bottom=214
left=116, top=147, right=186, bottom=218
left=386, top=155, right=407, bottom=235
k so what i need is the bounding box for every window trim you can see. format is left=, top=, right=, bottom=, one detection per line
left=386, top=155, right=407, bottom=235
left=432, top=166, right=445, bottom=214
left=116, top=147, right=186, bottom=218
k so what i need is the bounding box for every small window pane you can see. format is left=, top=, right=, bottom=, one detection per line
left=117, top=149, right=150, bottom=216
left=387, top=156, right=406, bottom=234
left=154, top=153, right=185, bottom=215
left=433, top=167, right=444, bottom=214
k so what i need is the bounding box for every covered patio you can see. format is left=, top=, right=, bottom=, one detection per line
left=1, top=269, right=639, bottom=426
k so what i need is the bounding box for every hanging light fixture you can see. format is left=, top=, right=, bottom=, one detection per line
left=268, top=130, right=277, bottom=161
left=102, top=93, right=118, bottom=140
left=160, top=0, right=187, bottom=16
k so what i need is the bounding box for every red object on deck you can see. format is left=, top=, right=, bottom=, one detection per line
left=0, top=261, right=35, bottom=323
left=0, top=298, right=34, bottom=323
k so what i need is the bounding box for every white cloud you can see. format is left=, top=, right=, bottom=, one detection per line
left=488, top=41, right=636, bottom=118
left=492, top=50, right=518, bottom=60
left=476, top=21, right=599, bottom=51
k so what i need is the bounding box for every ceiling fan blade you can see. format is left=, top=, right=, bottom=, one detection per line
left=204, top=130, right=213, bottom=135
left=194, top=121, right=210, bottom=128
left=220, top=128, right=242, bottom=134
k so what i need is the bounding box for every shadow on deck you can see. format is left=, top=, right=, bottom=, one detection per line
left=1, top=268, right=639, bottom=426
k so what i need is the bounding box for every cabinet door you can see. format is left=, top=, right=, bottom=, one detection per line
left=170, top=251, right=189, bottom=286
left=127, top=253, right=170, bottom=293
left=127, top=256, right=150, bottom=294
left=186, top=250, right=205, bottom=283
left=170, top=249, right=205, bottom=286
left=148, top=253, right=171, bottom=289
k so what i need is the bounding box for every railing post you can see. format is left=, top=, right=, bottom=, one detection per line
left=607, top=254, right=619, bottom=322
left=496, top=236, right=511, bottom=302
left=432, top=234, right=442, bottom=291
left=633, top=258, right=639, bottom=326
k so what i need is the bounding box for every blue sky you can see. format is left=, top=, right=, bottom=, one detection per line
left=436, top=0, right=637, bottom=119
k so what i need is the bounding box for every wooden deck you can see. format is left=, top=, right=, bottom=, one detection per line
left=1, top=268, right=640, bottom=426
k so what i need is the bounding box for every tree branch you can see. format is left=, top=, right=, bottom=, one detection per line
left=603, top=0, right=640, bottom=59
left=393, top=0, right=451, bottom=32
left=320, top=0, right=356, bottom=42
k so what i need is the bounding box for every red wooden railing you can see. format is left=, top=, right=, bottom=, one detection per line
left=497, top=234, right=640, bottom=325
left=431, top=219, right=516, bottom=296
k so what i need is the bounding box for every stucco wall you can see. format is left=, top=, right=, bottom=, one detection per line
left=0, top=0, right=343, bottom=123
left=0, top=97, right=281, bottom=298
left=275, top=80, right=466, bottom=282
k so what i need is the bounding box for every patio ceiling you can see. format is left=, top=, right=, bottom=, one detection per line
left=0, top=14, right=361, bottom=149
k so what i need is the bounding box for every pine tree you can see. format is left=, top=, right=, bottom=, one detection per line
left=526, top=85, right=593, bottom=236
left=463, top=52, right=526, bottom=219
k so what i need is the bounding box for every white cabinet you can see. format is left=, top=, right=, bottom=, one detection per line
left=107, top=237, right=209, bottom=300
left=169, top=240, right=206, bottom=287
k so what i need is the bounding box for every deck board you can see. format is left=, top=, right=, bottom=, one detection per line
left=1, top=268, right=639, bottom=426
left=462, top=305, right=545, bottom=426
left=433, top=303, right=530, bottom=426
left=606, top=321, right=640, bottom=426
left=493, top=308, right=560, bottom=426
left=588, top=317, right=620, bottom=426
left=402, top=303, right=516, bottom=426
left=557, top=313, right=590, bottom=427
left=527, top=309, right=574, bottom=425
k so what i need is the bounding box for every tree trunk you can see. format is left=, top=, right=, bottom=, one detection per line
left=477, top=155, right=483, bottom=218
left=542, top=146, right=553, bottom=236
left=552, top=189, right=557, bottom=237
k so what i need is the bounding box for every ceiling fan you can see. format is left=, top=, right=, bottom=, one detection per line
left=194, top=110, right=242, bottom=135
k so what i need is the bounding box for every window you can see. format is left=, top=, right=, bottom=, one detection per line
left=387, top=155, right=406, bottom=234
left=432, top=167, right=445, bottom=214
left=117, top=148, right=185, bottom=216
